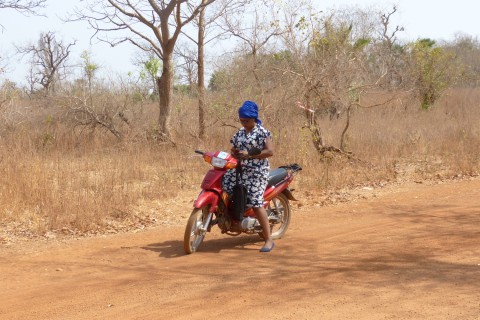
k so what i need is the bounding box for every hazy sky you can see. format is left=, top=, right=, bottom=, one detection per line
left=1, top=0, right=479, bottom=84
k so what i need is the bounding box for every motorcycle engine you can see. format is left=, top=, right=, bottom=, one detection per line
left=217, top=213, right=231, bottom=231
left=240, top=216, right=260, bottom=233
left=216, top=202, right=232, bottom=232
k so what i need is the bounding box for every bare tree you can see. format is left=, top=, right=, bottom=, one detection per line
left=175, top=44, right=198, bottom=88
left=377, top=6, right=405, bottom=87
left=176, top=0, right=236, bottom=139
left=74, top=0, right=215, bottom=140
left=0, top=55, right=6, bottom=76
left=17, top=31, right=76, bottom=95
left=0, top=0, right=45, bottom=14
left=0, top=0, right=45, bottom=31
left=67, top=78, right=141, bottom=140
left=70, top=96, right=125, bottom=139
left=216, top=0, right=286, bottom=100
left=444, top=33, right=480, bottom=86
left=196, top=1, right=207, bottom=139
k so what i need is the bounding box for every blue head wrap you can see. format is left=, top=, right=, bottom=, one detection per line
left=238, top=100, right=262, bottom=125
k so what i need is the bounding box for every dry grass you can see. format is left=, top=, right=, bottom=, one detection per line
left=0, top=88, right=479, bottom=237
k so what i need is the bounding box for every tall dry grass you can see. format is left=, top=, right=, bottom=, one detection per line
left=0, top=88, right=479, bottom=236
left=0, top=135, right=193, bottom=233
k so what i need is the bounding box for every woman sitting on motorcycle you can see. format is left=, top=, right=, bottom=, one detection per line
left=222, top=100, right=275, bottom=252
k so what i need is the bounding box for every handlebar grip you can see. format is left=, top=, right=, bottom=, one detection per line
left=194, top=150, right=205, bottom=155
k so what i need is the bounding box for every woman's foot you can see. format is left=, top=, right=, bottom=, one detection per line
left=260, top=241, right=275, bottom=252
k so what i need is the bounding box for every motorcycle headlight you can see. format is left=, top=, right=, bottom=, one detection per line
left=211, top=157, right=227, bottom=168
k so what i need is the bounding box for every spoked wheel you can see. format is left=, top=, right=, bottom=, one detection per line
left=184, top=206, right=211, bottom=254
left=266, top=193, right=291, bottom=240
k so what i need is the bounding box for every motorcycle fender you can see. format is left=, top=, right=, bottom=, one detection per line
left=194, top=190, right=219, bottom=211
left=282, top=188, right=298, bottom=201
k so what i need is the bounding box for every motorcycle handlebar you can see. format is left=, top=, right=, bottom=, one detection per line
left=194, top=150, right=205, bottom=155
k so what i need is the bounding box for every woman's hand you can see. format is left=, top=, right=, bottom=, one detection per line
left=236, top=151, right=249, bottom=160
left=234, top=150, right=249, bottom=160
left=231, top=147, right=239, bottom=158
left=231, top=148, right=249, bottom=160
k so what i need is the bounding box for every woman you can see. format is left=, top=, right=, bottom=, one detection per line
left=222, top=100, right=275, bottom=252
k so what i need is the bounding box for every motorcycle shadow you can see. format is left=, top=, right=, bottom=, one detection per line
left=142, top=234, right=263, bottom=259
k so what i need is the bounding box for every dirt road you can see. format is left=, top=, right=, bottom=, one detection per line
left=1, top=179, right=480, bottom=320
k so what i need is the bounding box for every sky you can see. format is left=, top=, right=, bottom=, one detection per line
left=1, top=0, right=479, bottom=85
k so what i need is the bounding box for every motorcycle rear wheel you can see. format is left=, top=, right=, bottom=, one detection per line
left=184, top=206, right=210, bottom=254
left=266, top=193, right=291, bottom=240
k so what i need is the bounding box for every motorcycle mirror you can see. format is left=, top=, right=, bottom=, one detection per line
left=248, top=147, right=262, bottom=156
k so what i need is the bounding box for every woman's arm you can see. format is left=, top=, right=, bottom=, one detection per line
left=250, top=136, right=273, bottom=160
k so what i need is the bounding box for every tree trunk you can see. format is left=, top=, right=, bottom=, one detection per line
left=339, top=104, right=352, bottom=151
left=156, top=55, right=173, bottom=139
left=197, top=5, right=206, bottom=140
left=303, top=95, right=325, bottom=153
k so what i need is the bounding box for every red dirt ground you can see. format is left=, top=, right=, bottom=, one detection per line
left=1, top=179, right=479, bottom=319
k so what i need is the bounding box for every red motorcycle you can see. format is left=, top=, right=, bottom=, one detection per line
left=184, top=150, right=302, bottom=254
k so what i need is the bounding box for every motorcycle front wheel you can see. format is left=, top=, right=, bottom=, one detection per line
left=184, top=206, right=211, bottom=254
left=267, top=193, right=291, bottom=240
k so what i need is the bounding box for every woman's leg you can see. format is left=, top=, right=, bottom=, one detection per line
left=253, top=206, right=274, bottom=250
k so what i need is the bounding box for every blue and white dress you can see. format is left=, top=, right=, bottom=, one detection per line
left=222, top=124, right=271, bottom=208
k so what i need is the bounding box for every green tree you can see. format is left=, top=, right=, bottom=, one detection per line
left=140, top=55, right=161, bottom=96
left=208, top=69, right=228, bottom=91
left=269, top=7, right=397, bottom=155
left=409, top=38, right=461, bottom=109
left=80, top=50, right=99, bottom=103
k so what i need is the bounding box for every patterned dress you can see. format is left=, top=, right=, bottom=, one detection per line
left=222, top=124, right=271, bottom=208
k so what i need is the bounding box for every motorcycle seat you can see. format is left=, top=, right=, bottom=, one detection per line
left=267, top=168, right=288, bottom=186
